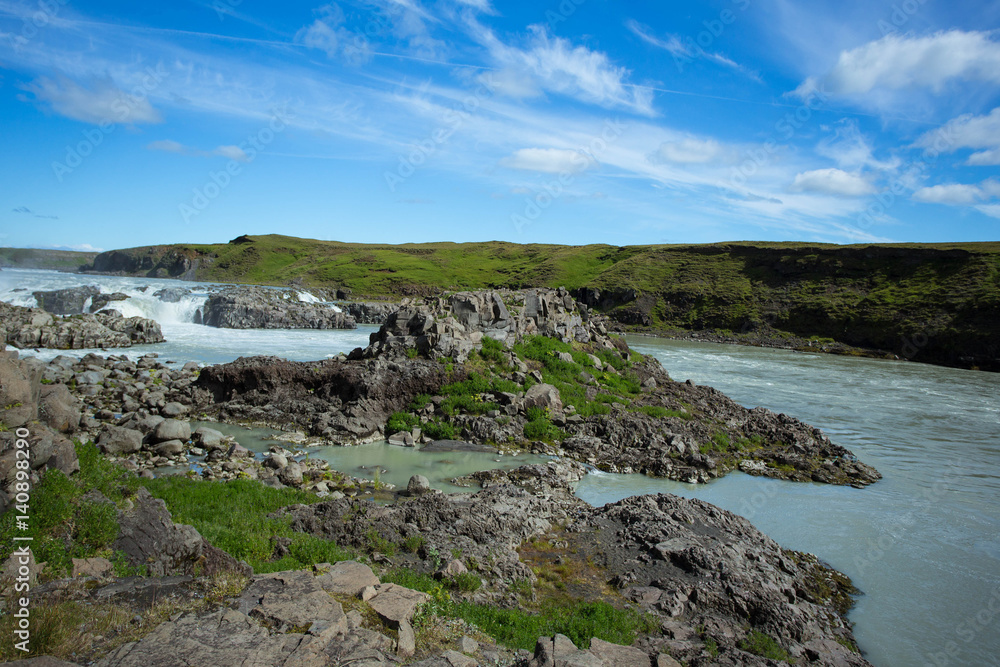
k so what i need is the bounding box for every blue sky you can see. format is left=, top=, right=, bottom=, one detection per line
left=1, top=0, right=999, bottom=251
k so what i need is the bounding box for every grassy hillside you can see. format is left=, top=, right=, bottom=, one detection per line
left=85, top=235, right=1000, bottom=371
left=0, top=247, right=98, bottom=271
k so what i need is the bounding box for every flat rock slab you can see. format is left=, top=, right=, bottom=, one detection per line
left=368, top=583, right=430, bottom=627
left=239, top=570, right=347, bottom=632
left=588, top=639, right=649, bottom=667
left=94, top=607, right=327, bottom=667
left=316, top=560, right=380, bottom=597
left=420, top=440, right=496, bottom=453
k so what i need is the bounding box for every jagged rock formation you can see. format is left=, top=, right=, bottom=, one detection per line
left=0, top=302, right=164, bottom=350
left=32, top=285, right=102, bottom=314
left=282, top=462, right=872, bottom=666
left=343, top=300, right=399, bottom=324
left=195, top=285, right=356, bottom=330
left=359, top=288, right=610, bottom=362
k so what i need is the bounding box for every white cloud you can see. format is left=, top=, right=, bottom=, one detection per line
left=976, top=205, right=1000, bottom=219
left=470, top=22, right=653, bottom=114
left=214, top=145, right=250, bottom=161
left=816, top=119, right=898, bottom=172
left=499, top=148, right=594, bottom=174
left=22, top=75, right=162, bottom=125
left=147, top=139, right=185, bottom=153
left=452, top=0, right=495, bottom=13
left=147, top=140, right=249, bottom=161
left=912, top=183, right=983, bottom=205
left=796, top=30, right=1000, bottom=97
left=656, top=138, right=723, bottom=164
left=790, top=168, right=876, bottom=197
left=969, top=149, right=1000, bottom=166
left=915, top=107, right=1000, bottom=165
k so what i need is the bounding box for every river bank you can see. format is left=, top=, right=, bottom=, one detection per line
left=3, top=270, right=998, bottom=666
left=0, top=284, right=881, bottom=665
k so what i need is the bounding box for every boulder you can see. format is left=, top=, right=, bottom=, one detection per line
left=406, top=474, right=431, bottom=496
left=368, top=583, right=430, bottom=627
left=277, top=461, right=303, bottom=486
left=153, top=419, right=191, bottom=444
left=154, top=440, right=185, bottom=457
left=523, top=383, right=563, bottom=415
left=38, top=382, right=82, bottom=433
left=113, top=488, right=204, bottom=577
left=161, top=401, right=189, bottom=417
left=98, top=425, right=143, bottom=455
left=316, top=560, right=380, bottom=597
left=192, top=426, right=224, bottom=449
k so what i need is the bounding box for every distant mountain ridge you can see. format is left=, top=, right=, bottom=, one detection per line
left=72, top=234, right=1000, bottom=372
left=0, top=247, right=98, bottom=271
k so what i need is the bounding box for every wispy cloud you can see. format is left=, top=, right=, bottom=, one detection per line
left=147, top=140, right=250, bottom=161
left=625, top=18, right=761, bottom=82
left=20, top=75, right=163, bottom=124
left=914, top=107, right=1000, bottom=166
left=12, top=206, right=59, bottom=220
left=468, top=20, right=654, bottom=114
left=499, top=147, right=595, bottom=174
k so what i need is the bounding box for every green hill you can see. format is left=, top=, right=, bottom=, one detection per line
left=85, top=235, right=1000, bottom=371
left=0, top=247, right=98, bottom=271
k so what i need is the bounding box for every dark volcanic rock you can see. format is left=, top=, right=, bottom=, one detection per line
left=194, top=355, right=451, bottom=440
left=344, top=301, right=399, bottom=325
left=197, top=285, right=356, bottom=330
left=361, top=287, right=614, bottom=362
left=0, top=301, right=164, bottom=350
left=32, top=285, right=101, bottom=314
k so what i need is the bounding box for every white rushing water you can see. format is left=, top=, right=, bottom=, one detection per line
left=3, top=270, right=998, bottom=666
left=0, top=269, right=373, bottom=364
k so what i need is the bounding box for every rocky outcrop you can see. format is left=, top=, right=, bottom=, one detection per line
left=360, top=288, right=611, bottom=362
left=195, top=285, right=356, bottom=330
left=0, top=301, right=164, bottom=349
left=283, top=461, right=871, bottom=666
left=0, top=345, right=82, bottom=513
left=32, top=285, right=102, bottom=314
left=195, top=355, right=451, bottom=441
left=343, top=300, right=399, bottom=325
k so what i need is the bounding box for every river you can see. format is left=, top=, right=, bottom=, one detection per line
left=3, top=269, right=998, bottom=667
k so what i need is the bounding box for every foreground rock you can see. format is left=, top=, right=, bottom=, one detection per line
left=282, top=461, right=872, bottom=666
left=0, top=301, right=164, bottom=350
left=195, top=285, right=356, bottom=329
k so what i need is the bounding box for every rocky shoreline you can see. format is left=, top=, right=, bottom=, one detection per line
left=0, top=287, right=881, bottom=665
